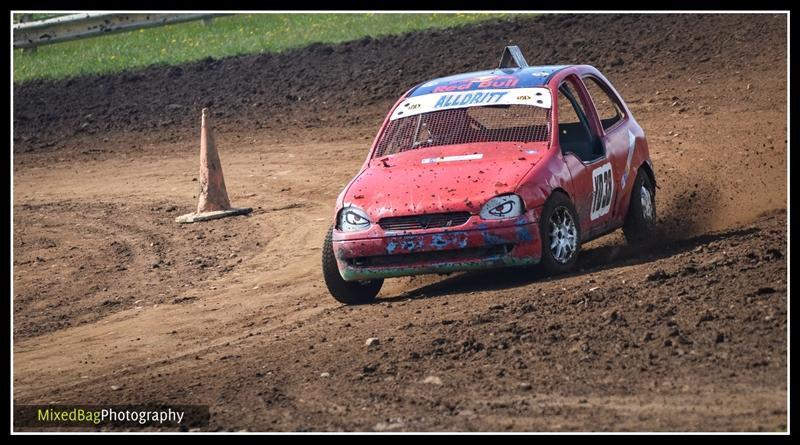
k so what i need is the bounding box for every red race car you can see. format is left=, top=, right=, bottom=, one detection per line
left=323, top=47, right=656, bottom=304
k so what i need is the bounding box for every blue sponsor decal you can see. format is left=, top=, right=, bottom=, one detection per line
left=434, top=91, right=507, bottom=109
left=410, top=66, right=569, bottom=98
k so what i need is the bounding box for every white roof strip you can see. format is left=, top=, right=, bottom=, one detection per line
left=390, top=87, right=552, bottom=121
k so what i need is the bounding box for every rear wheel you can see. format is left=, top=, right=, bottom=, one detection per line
left=322, top=226, right=383, bottom=304
left=623, top=170, right=657, bottom=245
left=539, top=192, right=581, bottom=275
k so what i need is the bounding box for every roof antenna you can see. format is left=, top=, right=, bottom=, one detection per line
left=498, top=45, right=529, bottom=69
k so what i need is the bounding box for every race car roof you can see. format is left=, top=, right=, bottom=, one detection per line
left=408, top=65, right=570, bottom=97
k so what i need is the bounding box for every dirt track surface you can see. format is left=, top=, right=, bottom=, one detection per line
left=13, top=14, right=787, bottom=431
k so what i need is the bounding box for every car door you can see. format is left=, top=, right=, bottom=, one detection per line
left=555, top=76, right=616, bottom=239
left=579, top=75, right=633, bottom=229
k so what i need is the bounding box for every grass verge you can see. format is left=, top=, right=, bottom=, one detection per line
left=14, top=12, right=519, bottom=83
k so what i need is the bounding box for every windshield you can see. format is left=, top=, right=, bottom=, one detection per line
left=374, top=104, right=551, bottom=158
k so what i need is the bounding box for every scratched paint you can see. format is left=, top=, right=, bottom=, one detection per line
left=335, top=220, right=542, bottom=281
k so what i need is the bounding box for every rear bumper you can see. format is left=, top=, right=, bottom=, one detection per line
left=332, top=212, right=542, bottom=281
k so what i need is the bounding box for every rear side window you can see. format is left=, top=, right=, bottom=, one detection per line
left=583, top=77, right=625, bottom=130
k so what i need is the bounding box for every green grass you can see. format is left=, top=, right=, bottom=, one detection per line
left=13, top=13, right=519, bottom=83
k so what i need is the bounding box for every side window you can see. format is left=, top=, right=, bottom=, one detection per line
left=557, top=82, right=601, bottom=162
left=583, top=77, right=624, bottom=131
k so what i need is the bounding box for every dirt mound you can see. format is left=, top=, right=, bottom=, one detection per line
left=13, top=14, right=785, bottom=151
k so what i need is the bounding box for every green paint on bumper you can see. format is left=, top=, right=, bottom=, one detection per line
left=340, top=255, right=540, bottom=281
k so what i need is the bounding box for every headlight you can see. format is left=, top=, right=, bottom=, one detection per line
left=338, top=206, right=372, bottom=232
left=480, top=194, right=523, bottom=219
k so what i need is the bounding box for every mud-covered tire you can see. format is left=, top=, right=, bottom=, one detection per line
left=539, top=192, right=581, bottom=276
left=623, top=170, right=657, bottom=245
left=322, top=226, right=383, bottom=304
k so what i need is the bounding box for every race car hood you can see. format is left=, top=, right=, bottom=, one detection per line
left=343, top=142, right=548, bottom=219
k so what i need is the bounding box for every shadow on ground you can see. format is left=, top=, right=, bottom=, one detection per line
left=379, top=225, right=760, bottom=302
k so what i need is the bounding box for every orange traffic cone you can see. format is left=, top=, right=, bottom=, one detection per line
left=175, top=108, right=252, bottom=223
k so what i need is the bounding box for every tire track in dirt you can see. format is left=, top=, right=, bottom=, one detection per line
left=13, top=199, right=271, bottom=340
left=17, top=211, right=784, bottom=431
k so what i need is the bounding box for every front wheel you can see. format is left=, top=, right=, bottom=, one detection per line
left=322, top=226, right=383, bottom=304
left=539, top=192, right=581, bottom=275
left=623, top=170, right=657, bottom=245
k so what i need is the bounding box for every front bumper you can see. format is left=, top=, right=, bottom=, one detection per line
left=332, top=211, right=542, bottom=281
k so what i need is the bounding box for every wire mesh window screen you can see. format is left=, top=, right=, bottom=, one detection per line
left=374, top=105, right=551, bottom=158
